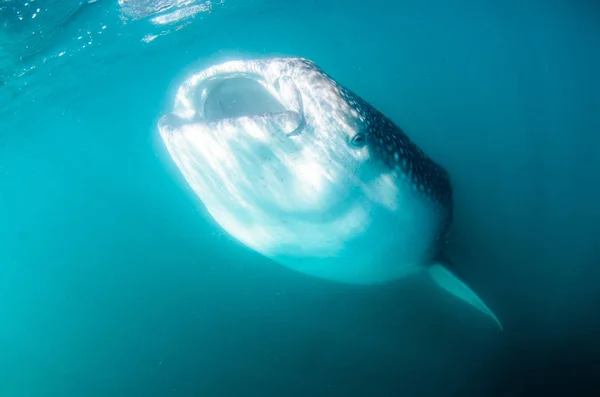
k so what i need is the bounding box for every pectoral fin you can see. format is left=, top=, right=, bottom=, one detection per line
left=428, top=263, right=503, bottom=330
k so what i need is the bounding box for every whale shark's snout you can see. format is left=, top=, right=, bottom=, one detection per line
left=158, top=57, right=503, bottom=330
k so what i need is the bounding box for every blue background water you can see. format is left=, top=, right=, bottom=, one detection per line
left=1, top=0, right=600, bottom=396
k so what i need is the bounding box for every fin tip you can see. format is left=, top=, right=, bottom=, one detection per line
left=428, top=263, right=503, bottom=330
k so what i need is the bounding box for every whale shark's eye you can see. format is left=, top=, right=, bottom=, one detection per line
left=350, top=133, right=367, bottom=148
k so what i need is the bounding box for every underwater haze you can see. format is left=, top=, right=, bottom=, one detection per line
left=1, top=0, right=600, bottom=396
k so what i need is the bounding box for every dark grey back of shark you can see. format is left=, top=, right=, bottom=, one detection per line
left=341, top=85, right=454, bottom=236
left=297, top=58, right=453, bottom=228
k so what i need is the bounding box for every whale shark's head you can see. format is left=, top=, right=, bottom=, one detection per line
left=158, top=57, right=452, bottom=284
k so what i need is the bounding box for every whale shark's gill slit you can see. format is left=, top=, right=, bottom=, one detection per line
left=202, top=76, right=286, bottom=121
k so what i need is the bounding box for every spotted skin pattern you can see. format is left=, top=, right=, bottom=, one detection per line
left=297, top=58, right=453, bottom=234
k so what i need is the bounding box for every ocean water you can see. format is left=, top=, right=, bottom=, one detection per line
left=1, top=0, right=600, bottom=396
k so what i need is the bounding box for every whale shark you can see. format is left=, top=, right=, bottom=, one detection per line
left=157, top=56, right=502, bottom=330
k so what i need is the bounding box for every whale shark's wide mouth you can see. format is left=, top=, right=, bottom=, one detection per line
left=166, top=61, right=307, bottom=137
left=201, top=76, right=287, bottom=121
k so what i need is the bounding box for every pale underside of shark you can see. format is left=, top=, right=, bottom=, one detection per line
left=157, top=57, right=502, bottom=330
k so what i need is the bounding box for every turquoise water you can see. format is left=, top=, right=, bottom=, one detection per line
left=1, top=1, right=600, bottom=396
